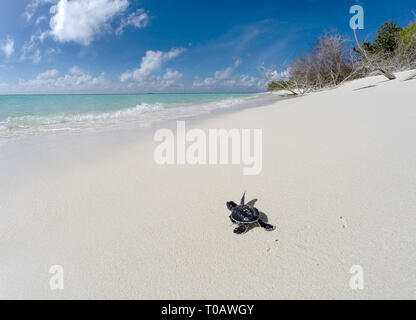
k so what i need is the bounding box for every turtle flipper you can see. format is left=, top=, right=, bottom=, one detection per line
left=258, top=219, right=275, bottom=231
left=246, top=199, right=258, bottom=207
left=234, top=224, right=249, bottom=235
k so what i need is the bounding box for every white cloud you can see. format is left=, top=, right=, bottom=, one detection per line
left=162, top=48, right=184, bottom=60
left=116, top=8, right=149, bottom=34
left=24, top=0, right=57, bottom=22
left=36, top=69, right=59, bottom=79
left=264, top=67, right=291, bottom=82
left=35, top=16, right=47, bottom=25
left=31, top=50, right=42, bottom=64
left=235, top=75, right=266, bottom=88
left=149, top=69, right=183, bottom=89
left=22, top=0, right=151, bottom=66
left=69, top=66, right=84, bottom=75
left=192, top=59, right=267, bottom=90
left=20, top=32, right=45, bottom=64
left=234, top=58, right=242, bottom=68
left=120, top=48, right=185, bottom=82
left=192, top=77, right=216, bottom=88
left=48, top=0, right=129, bottom=45
left=214, top=67, right=233, bottom=80
left=194, top=71, right=266, bottom=91
left=193, top=69, right=230, bottom=87
left=193, top=60, right=243, bottom=88
left=1, top=36, right=15, bottom=57
left=19, top=67, right=108, bottom=91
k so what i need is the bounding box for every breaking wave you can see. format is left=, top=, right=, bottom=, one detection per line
left=0, top=93, right=279, bottom=141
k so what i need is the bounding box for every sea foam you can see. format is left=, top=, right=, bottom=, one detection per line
left=0, top=93, right=279, bottom=141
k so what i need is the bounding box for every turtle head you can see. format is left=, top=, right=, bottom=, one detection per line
left=226, top=201, right=237, bottom=211
left=227, top=192, right=246, bottom=211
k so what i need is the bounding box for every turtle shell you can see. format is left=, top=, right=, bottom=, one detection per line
left=231, top=205, right=260, bottom=223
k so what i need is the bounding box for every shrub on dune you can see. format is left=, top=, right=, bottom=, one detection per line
left=265, top=19, right=416, bottom=93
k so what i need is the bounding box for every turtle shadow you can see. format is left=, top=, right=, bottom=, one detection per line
left=259, top=211, right=270, bottom=223
left=246, top=211, right=274, bottom=232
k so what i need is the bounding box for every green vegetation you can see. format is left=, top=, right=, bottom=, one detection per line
left=267, top=80, right=294, bottom=92
left=362, top=21, right=403, bottom=56
left=265, top=20, right=416, bottom=93
left=400, top=23, right=416, bottom=46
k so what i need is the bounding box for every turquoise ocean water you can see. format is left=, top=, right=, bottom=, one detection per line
left=0, top=93, right=277, bottom=140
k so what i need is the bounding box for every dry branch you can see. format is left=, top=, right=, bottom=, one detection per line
left=353, top=28, right=397, bottom=80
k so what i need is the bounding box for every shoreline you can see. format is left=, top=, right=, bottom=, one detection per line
left=1, top=70, right=415, bottom=299
left=0, top=92, right=285, bottom=177
left=0, top=92, right=283, bottom=143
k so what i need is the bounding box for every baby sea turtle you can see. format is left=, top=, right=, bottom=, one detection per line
left=227, top=193, right=275, bottom=235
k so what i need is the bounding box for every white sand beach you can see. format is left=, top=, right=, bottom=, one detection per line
left=1, top=70, right=415, bottom=299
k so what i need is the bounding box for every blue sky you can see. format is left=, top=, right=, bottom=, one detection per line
left=0, top=0, right=415, bottom=94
